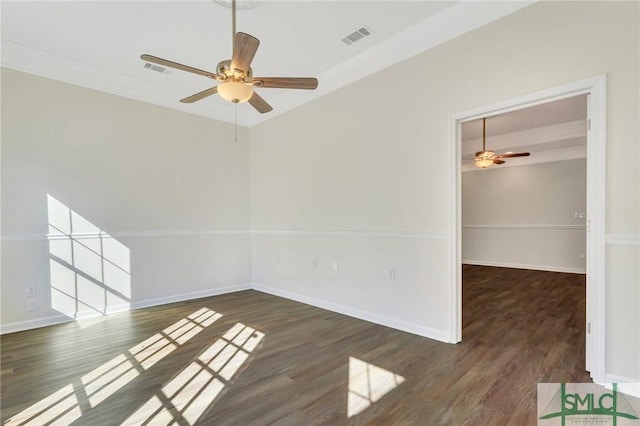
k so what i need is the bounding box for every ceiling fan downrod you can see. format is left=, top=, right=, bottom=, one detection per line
left=482, top=117, right=486, bottom=152
left=232, top=0, right=237, bottom=51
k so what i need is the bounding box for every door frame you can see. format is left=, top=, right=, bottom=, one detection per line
left=447, top=75, right=607, bottom=383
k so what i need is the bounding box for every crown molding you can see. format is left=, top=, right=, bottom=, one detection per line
left=1, top=1, right=535, bottom=127
left=461, top=118, right=587, bottom=171
left=462, top=119, right=587, bottom=157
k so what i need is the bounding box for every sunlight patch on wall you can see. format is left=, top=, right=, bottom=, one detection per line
left=347, top=357, right=405, bottom=418
left=4, top=308, right=221, bottom=425
left=125, top=322, right=265, bottom=425
left=47, top=195, right=131, bottom=319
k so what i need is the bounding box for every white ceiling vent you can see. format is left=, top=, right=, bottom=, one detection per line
left=144, top=62, right=172, bottom=75
left=342, top=26, right=372, bottom=46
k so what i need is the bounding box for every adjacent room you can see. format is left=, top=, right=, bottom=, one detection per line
left=2, top=1, right=639, bottom=424
left=461, top=97, right=588, bottom=345
left=459, top=97, right=591, bottom=410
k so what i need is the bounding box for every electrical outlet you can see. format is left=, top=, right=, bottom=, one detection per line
left=27, top=285, right=37, bottom=297
left=312, top=258, right=318, bottom=269
left=389, top=268, right=396, bottom=281
left=332, top=260, right=339, bottom=272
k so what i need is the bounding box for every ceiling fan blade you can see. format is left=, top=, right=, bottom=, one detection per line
left=180, top=87, right=218, bottom=103
left=248, top=91, right=273, bottom=114
left=493, top=159, right=506, bottom=165
left=497, top=152, right=531, bottom=158
left=231, top=32, right=260, bottom=76
left=252, top=77, right=318, bottom=90
left=141, top=54, right=218, bottom=79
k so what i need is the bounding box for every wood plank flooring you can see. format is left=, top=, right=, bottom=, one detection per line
left=1, top=265, right=591, bottom=425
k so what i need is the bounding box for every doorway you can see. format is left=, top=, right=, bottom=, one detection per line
left=447, top=75, right=607, bottom=383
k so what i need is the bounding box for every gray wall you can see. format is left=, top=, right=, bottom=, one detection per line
left=462, top=159, right=587, bottom=273
left=1, top=69, right=252, bottom=331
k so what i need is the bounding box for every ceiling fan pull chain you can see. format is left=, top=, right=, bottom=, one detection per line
left=234, top=103, right=238, bottom=143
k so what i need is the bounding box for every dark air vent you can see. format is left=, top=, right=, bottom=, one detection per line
left=144, top=62, right=171, bottom=75
left=341, top=26, right=372, bottom=46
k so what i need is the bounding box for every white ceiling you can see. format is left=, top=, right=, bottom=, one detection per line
left=1, top=0, right=585, bottom=169
left=1, top=0, right=534, bottom=127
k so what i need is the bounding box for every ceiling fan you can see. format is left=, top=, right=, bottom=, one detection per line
left=140, top=0, right=318, bottom=114
left=474, top=117, right=530, bottom=168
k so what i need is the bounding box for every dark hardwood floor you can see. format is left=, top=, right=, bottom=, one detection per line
left=1, top=265, right=590, bottom=425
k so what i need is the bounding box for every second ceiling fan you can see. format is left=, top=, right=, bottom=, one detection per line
left=474, top=117, right=530, bottom=168
left=141, top=0, right=318, bottom=114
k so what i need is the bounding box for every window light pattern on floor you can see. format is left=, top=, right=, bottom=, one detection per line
left=124, top=322, right=265, bottom=425
left=347, top=356, right=405, bottom=418
left=5, top=308, right=220, bottom=425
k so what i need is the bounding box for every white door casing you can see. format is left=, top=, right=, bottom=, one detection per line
left=447, top=74, right=607, bottom=383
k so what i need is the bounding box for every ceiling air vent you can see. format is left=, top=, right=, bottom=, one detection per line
left=144, top=62, right=172, bottom=75
left=342, top=26, right=372, bottom=46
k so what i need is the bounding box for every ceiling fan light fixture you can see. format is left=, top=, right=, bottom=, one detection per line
left=218, top=80, right=253, bottom=103
left=475, top=151, right=495, bottom=168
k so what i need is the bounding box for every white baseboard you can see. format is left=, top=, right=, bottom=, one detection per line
left=605, top=373, right=640, bottom=383
left=252, top=283, right=450, bottom=343
left=602, top=374, right=640, bottom=398
left=131, top=283, right=252, bottom=310
left=0, top=283, right=252, bottom=335
left=0, top=313, right=73, bottom=335
left=462, top=259, right=586, bottom=274
left=70, top=304, right=132, bottom=321
left=2, top=282, right=451, bottom=344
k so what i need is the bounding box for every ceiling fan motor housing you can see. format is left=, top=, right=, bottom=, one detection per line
left=217, top=59, right=253, bottom=81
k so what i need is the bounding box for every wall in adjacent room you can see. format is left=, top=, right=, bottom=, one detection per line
left=250, top=1, right=639, bottom=380
left=462, top=158, right=587, bottom=273
left=1, top=68, right=252, bottom=332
